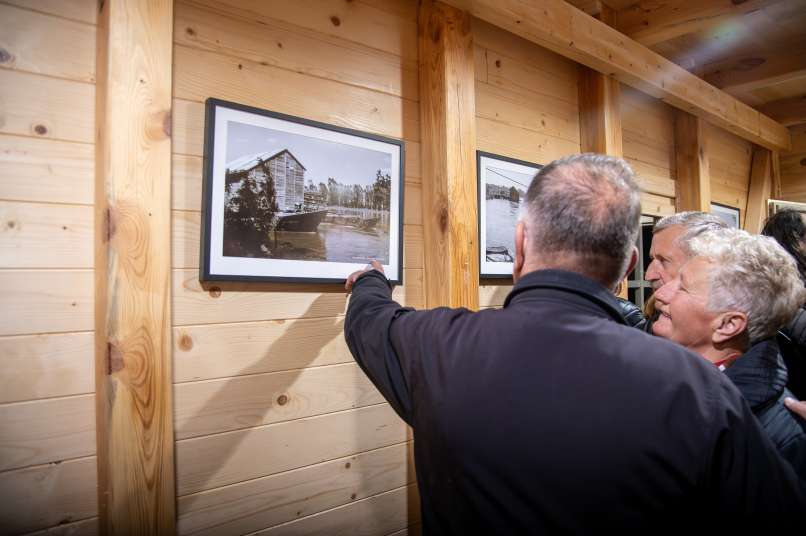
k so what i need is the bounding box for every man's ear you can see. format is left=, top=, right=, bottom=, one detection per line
left=513, top=220, right=526, bottom=283
left=712, top=311, right=748, bottom=344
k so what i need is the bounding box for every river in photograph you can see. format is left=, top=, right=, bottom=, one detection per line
left=485, top=198, right=519, bottom=260
left=270, top=208, right=390, bottom=263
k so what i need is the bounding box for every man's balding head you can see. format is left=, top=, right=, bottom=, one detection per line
left=516, top=154, right=641, bottom=288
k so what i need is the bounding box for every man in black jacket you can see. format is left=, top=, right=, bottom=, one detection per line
left=344, top=154, right=806, bottom=533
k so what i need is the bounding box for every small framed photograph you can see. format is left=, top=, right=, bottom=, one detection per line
left=710, top=202, right=740, bottom=229
left=200, top=98, right=404, bottom=284
left=477, top=151, right=542, bottom=278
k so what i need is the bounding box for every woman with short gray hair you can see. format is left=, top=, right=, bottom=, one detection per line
left=653, top=228, right=806, bottom=480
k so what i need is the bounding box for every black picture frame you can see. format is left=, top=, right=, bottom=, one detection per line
left=200, top=98, right=405, bottom=284
left=710, top=202, right=741, bottom=229
left=477, top=151, right=542, bottom=279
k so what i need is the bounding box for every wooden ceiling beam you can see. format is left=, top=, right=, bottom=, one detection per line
left=442, top=0, right=791, bottom=152
left=756, top=95, right=806, bottom=128
left=615, top=0, right=784, bottom=48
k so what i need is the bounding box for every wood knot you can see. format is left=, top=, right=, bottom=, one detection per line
left=350, top=493, right=357, bottom=500
left=345, top=462, right=351, bottom=469
left=185, top=27, right=196, bottom=37
left=0, top=48, right=11, bottom=63
left=34, top=124, right=48, bottom=135
left=237, top=63, right=243, bottom=70
left=178, top=333, right=193, bottom=351
left=6, top=221, right=15, bottom=229
left=103, top=206, right=116, bottom=243
left=438, top=206, right=449, bottom=234
left=800, top=158, right=806, bottom=167
left=146, top=110, right=171, bottom=140
left=209, top=286, right=222, bottom=298
left=276, top=394, right=289, bottom=405
left=495, top=59, right=501, bottom=68
left=107, top=343, right=125, bottom=374
left=277, top=42, right=283, bottom=49
left=330, top=16, right=341, bottom=26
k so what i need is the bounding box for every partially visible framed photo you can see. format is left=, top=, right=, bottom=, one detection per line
left=710, top=202, right=740, bottom=229
left=477, top=151, right=542, bottom=278
left=201, top=98, right=404, bottom=284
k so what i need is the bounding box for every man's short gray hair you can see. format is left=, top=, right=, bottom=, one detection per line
left=688, top=228, right=806, bottom=342
left=653, top=211, right=728, bottom=256
left=523, top=153, right=641, bottom=287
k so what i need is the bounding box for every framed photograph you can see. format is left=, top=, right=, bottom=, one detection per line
left=477, top=151, right=542, bottom=278
left=200, top=98, right=404, bottom=284
left=710, top=202, right=740, bottom=229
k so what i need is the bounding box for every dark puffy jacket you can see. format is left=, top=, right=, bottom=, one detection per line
left=616, top=297, right=648, bottom=331
left=726, top=338, right=806, bottom=480
left=779, top=305, right=806, bottom=400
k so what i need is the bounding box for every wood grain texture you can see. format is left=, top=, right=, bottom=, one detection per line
left=441, top=0, right=791, bottom=152
left=2, top=0, right=97, bottom=24
left=0, top=331, right=94, bottom=403
left=757, top=95, right=806, bottom=128
left=0, top=69, right=94, bottom=143
left=674, top=111, right=711, bottom=212
left=476, top=118, right=581, bottom=165
left=184, top=0, right=418, bottom=61
left=174, top=2, right=418, bottom=101
left=0, top=3, right=96, bottom=83
left=0, top=135, right=94, bottom=205
left=174, top=362, right=385, bottom=440
left=172, top=268, right=423, bottom=324
left=94, top=0, right=176, bottom=532
left=579, top=70, right=622, bottom=156
left=0, top=394, right=95, bottom=470
left=253, top=483, right=420, bottom=536
left=177, top=442, right=414, bottom=536
left=173, top=44, right=420, bottom=143
left=0, top=456, right=97, bottom=534
left=419, top=0, right=479, bottom=309
left=0, top=201, right=93, bottom=268
left=779, top=125, right=806, bottom=203
left=745, top=148, right=773, bottom=233
left=176, top=403, right=409, bottom=495
left=173, top=317, right=353, bottom=383
left=0, top=269, right=93, bottom=336
left=25, top=516, right=99, bottom=536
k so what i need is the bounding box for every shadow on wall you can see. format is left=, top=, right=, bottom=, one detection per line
left=173, top=286, right=415, bottom=534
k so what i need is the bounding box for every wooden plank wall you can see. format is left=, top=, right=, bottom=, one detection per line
left=473, top=19, right=581, bottom=309
left=706, top=123, right=753, bottom=222
left=0, top=1, right=99, bottom=534
left=780, top=125, right=806, bottom=203
left=170, top=0, right=421, bottom=534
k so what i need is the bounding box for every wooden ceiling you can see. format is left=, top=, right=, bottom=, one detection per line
left=567, top=0, right=806, bottom=128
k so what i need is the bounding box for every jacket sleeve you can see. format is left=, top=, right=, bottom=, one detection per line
left=705, top=379, right=806, bottom=524
left=344, top=269, right=416, bottom=424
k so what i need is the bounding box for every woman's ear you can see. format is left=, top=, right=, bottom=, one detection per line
left=712, top=311, right=748, bottom=344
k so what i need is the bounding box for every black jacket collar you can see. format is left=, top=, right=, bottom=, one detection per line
left=504, top=269, right=626, bottom=325
left=725, top=338, right=788, bottom=411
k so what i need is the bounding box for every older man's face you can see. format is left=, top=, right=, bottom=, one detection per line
left=645, top=225, right=687, bottom=289
left=652, top=257, right=718, bottom=355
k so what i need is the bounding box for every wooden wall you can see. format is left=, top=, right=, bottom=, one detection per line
left=0, top=1, right=99, bottom=534
left=170, top=0, right=421, bottom=534
left=780, top=125, right=806, bottom=203
left=706, top=123, right=754, bottom=221
left=473, top=19, right=581, bottom=309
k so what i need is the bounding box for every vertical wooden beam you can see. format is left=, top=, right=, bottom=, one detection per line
left=745, top=147, right=773, bottom=233
left=95, top=1, right=175, bottom=534
left=578, top=4, right=625, bottom=296
left=418, top=0, right=479, bottom=309
left=771, top=150, right=782, bottom=200
left=578, top=4, right=622, bottom=157
left=674, top=111, right=711, bottom=213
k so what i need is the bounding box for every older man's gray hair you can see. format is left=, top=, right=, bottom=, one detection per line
left=688, top=228, right=806, bottom=343
left=523, top=153, right=641, bottom=288
left=653, top=211, right=728, bottom=255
